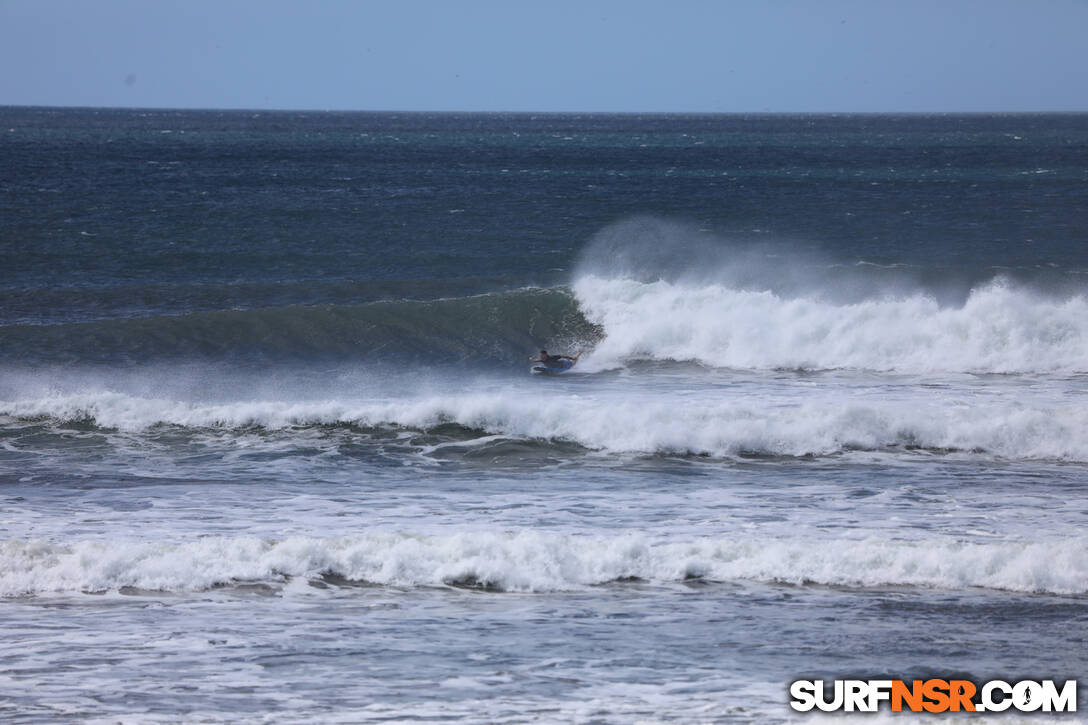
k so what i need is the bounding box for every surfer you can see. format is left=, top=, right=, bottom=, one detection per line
left=530, top=349, right=582, bottom=368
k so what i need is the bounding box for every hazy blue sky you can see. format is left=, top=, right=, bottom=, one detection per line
left=2, top=0, right=1086, bottom=112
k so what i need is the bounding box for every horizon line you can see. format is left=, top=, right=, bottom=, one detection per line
left=4, top=103, right=1088, bottom=116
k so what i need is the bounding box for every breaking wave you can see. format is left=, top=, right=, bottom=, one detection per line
left=574, top=275, right=1088, bottom=374
left=5, top=384, right=1088, bottom=461
left=571, top=218, right=1088, bottom=374
left=6, top=217, right=1087, bottom=376
left=3, top=532, right=1085, bottom=596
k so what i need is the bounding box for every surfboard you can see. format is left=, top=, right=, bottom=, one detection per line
left=531, top=359, right=574, bottom=375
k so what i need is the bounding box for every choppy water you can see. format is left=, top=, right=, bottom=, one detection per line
left=1, top=108, right=1087, bottom=722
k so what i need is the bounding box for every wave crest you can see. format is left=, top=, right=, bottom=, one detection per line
left=574, top=275, right=1088, bottom=374
left=5, top=388, right=1088, bottom=461
left=3, top=532, right=1084, bottom=596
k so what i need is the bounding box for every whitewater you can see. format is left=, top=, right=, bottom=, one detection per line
left=5, top=533, right=1087, bottom=597
left=2, top=109, right=1087, bottom=722
left=7, top=258, right=1088, bottom=462
left=576, top=275, right=1088, bottom=374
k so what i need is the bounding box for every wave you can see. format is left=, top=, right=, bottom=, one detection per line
left=0, top=287, right=598, bottom=366
left=573, top=275, right=1088, bottom=374
left=6, top=388, right=1088, bottom=461
left=0, top=275, right=522, bottom=327
left=10, top=273, right=1082, bottom=374
left=3, top=532, right=1084, bottom=596
left=7, top=216, right=1087, bottom=376
left=568, top=217, right=1088, bottom=374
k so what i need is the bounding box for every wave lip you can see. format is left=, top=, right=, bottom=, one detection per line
left=572, top=275, right=1088, bottom=375
left=2, top=533, right=1085, bottom=597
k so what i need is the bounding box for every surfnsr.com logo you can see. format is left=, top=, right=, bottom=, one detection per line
left=789, top=679, right=1077, bottom=713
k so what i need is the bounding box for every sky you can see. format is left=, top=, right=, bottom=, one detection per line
left=1, top=0, right=1086, bottom=113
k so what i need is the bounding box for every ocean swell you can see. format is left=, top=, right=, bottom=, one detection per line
left=0, top=287, right=595, bottom=366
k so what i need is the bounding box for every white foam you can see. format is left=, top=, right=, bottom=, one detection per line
left=573, top=275, right=1088, bottom=374
left=6, top=385, right=1088, bottom=461
left=3, top=532, right=1085, bottom=596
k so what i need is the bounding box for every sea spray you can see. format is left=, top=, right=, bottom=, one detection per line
left=571, top=217, right=1088, bottom=373
left=573, top=275, right=1088, bottom=373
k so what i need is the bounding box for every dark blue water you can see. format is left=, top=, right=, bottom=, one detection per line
left=4, top=109, right=1087, bottom=323
left=1, top=108, right=1087, bottom=723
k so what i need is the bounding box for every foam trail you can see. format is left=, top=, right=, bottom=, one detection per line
left=3, top=533, right=1085, bottom=596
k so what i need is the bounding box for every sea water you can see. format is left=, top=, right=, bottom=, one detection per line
left=1, top=108, right=1086, bottom=722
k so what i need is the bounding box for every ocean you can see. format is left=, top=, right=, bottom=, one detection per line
left=1, top=107, right=1086, bottom=723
